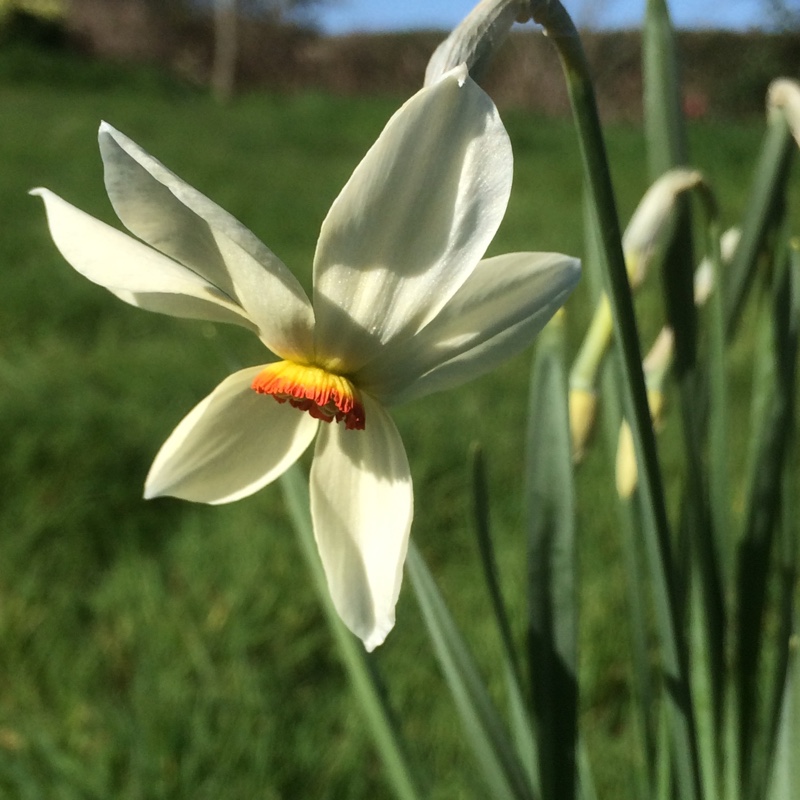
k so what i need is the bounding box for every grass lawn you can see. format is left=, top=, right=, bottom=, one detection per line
left=0, top=42, right=786, bottom=798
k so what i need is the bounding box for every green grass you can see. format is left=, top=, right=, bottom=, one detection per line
left=0, top=43, right=783, bottom=798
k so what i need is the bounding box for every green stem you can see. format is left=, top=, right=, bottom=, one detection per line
left=569, top=295, right=612, bottom=391
left=528, top=2, right=701, bottom=798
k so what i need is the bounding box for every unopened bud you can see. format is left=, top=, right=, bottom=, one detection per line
left=768, top=78, right=800, bottom=148
left=623, top=168, right=705, bottom=288
left=647, top=389, right=666, bottom=431
left=425, top=0, right=530, bottom=85
left=569, top=388, right=598, bottom=463
left=643, top=327, right=675, bottom=380
left=615, top=421, right=637, bottom=499
left=615, top=388, right=667, bottom=499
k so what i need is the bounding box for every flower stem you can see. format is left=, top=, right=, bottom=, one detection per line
left=528, top=2, right=702, bottom=797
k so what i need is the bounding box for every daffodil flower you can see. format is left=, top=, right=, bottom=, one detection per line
left=33, top=65, right=580, bottom=650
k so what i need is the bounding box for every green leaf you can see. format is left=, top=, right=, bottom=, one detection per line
left=406, top=542, right=537, bottom=800
left=526, top=29, right=697, bottom=800
left=735, top=234, right=799, bottom=800
left=724, top=112, right=794, bottom=341
left=470, top=443, right=540, bottom=791
left=763, top=243, right=800, bottom=778
left=643, top=0, right=696, bottom=375
left=524, top=316, right=578, bottom=800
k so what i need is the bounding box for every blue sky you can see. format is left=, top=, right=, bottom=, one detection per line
left=317, top=0, right=767, bottom=34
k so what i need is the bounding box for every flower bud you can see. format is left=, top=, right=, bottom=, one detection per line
left=615, top=388, right=668, bottom=499
left=768, top=78, right=800, bottom=148
left=694, top=226, right=740, bottom=305
left=623, top=168, right=705, bottom=289
left=569, top=388, right=598, bottom=464
left=425, top=0, right=530, bottom=86
left=616, top=420, right=637, bottom=499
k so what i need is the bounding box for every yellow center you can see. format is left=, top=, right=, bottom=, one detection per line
left=251, top=361, right=365, bottom=430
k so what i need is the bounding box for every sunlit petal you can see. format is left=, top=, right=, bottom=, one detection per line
left=145, top=366, right=318, bottom=504
left=100, top=123, right=315, bottom=359
left=32, top=188, right=256, bottom=330
left=358, top=252, right=580, bottom=405
left=313, top=65, right=512, bottom=372
left=309, top=395, right=413, bottom=651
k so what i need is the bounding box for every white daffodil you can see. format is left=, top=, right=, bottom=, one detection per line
left=33, top=65, right=580, bottom=650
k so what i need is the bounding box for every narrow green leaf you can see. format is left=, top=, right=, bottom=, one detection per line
left=525, top=315, right=577, bottom=800
left=736, top=236, right=798, bottom=800
left=470, top=443, right=540, bottom=791
left=528, top=5, right=702, bottom=797
left=767, top=648, right=799, bottom=800
left=644, top=7, right=729, bottom=780
left=724, top=112, right=794, bottom=340
left=526, top=28, right=694, bottom=800
left=577, top=737, right=599, bottom=800
left=764, top=467, right=799, bottom=800
left=689, top=572, right=722, bottom=800
left=406, top=542, right=537, bottom=800
left=756, top=242, right=800, bottom=798
left=279, top=466, right=424, bottom=800
left=704, top=208, right=734, bottom=591
left=588, top=187, right=657, bottom=796
left=643, top=0, right=696, bottom=374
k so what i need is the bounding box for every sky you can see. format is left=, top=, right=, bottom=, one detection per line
left=316, top=0, right=769, bottom=35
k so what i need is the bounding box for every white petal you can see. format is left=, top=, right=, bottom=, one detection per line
left=309, top=395, right=413, bottom=651
left=145, top=366, right=318, bottom=505
left=32, top=188, right=257, bottom=330
left=312, top=66, right=513, bottom=372
left=357, top=252, right=581, bottom=405
left=99, top=123, right=315, bottom=359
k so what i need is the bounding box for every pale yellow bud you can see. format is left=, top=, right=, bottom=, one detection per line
left=647, top=389, right=666, bottom=431
left=615, top=390, right=665, bottom=498
left=623, top=168, right=705, bottom=289
left=616, top=421, right=637, bottom=499
left=768, top=78, right=800, bottom=149
left=694, top=227, right=740, bottom=305
left=569, top=388, right=598, bottom=464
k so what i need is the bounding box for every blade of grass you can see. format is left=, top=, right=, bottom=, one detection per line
left=279, top=466, right=424, bottom=800
left=524, top=314, right=577, bottom=800
left=406, top=542, right=537, bottom=800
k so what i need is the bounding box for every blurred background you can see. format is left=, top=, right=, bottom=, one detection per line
left=0, top=1, right=797, bottom=798
left=3, top=0, right=800, bottom=113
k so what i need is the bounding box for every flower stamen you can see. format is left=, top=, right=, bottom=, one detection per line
left=252, top=361, right=365, bottom=430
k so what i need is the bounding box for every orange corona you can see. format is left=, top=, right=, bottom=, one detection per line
left=252, top=361, right=366, bottom=430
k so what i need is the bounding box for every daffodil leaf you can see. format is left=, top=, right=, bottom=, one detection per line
left=406, top=542, right=537, bottom=800
left=524, top=315, right=577, bottom=800
left=736, top=239, right=800, bottom=796
left=470, top=443, right=539, bottom=791
left=724, top=112, right=794, bottom=340
left=643, top=0, right=696, bottom=375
